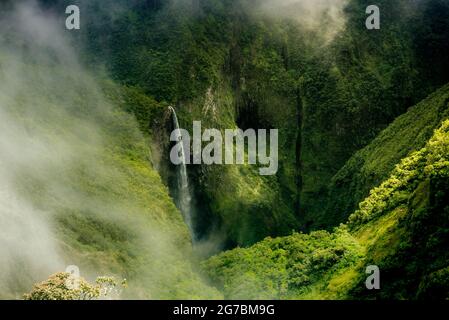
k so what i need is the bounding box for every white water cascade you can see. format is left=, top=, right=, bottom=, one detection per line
left=168, top=106, right=194, bottom=234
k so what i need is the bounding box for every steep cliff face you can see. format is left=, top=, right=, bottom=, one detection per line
left=78, top=0, right=306, bottom=246
left=301, top=1, right=449, bottom=229
left=76, top=0, right=449, bottom=242
left=324, top=84, right=449, bottom=227
left=3, top=0, right=448, bottom=300
left=0, top=3, right=219, bottom=299
left=203, top=92, right=449, bottom=299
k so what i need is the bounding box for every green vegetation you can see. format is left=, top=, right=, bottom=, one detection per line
left=2, top=0, right=449, bottom=300
left=0, top=45, right=220, bottom=299
left=325, top=84, right=449, bottom=227
left=24, top=273, right=123, bottom=300
left=204, top=228, right=362, bottom=299
left=76, top=0, right=449, bottom=241
left=203, top=118, right=449, bottom=299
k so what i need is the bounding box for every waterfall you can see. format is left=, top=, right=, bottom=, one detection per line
left=168, top=106, right=194, bottom=235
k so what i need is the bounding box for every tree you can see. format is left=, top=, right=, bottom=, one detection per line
left=24, top=272, right=124, bottom=300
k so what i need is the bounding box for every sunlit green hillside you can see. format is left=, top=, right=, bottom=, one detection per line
left=1, top=0, right=448, bottom=300
left=203, top=89, right=449, bottom=299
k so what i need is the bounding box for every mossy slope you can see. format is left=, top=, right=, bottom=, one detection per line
left=202, top=92, right=449, bottom=299
left=0, top=49, right=220, bottom=299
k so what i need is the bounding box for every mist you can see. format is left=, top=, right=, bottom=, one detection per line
left=172, top=0, right=350, bottom=42
left=0, top=0, right=352, bottom=299
left=251, top=0, right=349, bottom=42
left=0, top=1, right=213, bottom=299
left=0, top=2, right=73, bottom=298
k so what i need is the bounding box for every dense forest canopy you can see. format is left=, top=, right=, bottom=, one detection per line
left=0, top=0, right=448, bottom=300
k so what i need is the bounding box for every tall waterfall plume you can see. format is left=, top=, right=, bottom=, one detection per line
left=168, top=106, right=194, bottom=235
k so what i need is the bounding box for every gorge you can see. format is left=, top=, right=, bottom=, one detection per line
left=0, top=0, right=448, bottom=300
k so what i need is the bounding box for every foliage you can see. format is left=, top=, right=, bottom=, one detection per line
left=204, top=119, right=449, bottom=300
left=0, top=43, right=221, bottom=299
left=24, top=273, right=122, bottom=300
left=74, top=0, right=449, bottom=239
left=326, top=84, right=449, bottom=229
left=11, top=0, right=449, bottom=300
left=203, top=228, right=362, bottom=299
left=349, top=120, right=449, bottom=227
